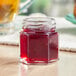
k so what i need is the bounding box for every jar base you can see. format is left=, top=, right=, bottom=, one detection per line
left=20, top=58, right=58, bottom=65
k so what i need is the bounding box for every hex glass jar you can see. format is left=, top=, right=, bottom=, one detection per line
left=20, top=17, right=58, bottom=64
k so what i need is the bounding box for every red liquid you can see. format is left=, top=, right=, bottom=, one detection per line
left=20, top=28, right=58, bottom=64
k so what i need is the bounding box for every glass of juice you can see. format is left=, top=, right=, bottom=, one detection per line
left=0, top=0, right=32, bottom=34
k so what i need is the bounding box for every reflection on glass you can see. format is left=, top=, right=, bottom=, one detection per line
left=19, top=62, right=58, bottom=76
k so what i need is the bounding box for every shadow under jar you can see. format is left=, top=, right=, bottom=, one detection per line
left=20, top=17, right=58, bottom=64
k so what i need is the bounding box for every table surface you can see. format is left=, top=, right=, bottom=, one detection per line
left=0, top=45, right=76, bottom=76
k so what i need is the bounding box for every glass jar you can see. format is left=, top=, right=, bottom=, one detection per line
left=20, top=17, right=58, bottom=64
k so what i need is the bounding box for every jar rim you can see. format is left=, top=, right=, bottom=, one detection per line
left=23, top=17, right=53, bottom=22
left=23, top=17, right=56, bottom=29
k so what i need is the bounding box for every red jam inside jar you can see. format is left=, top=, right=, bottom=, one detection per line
left=20, top=17, right=58, bottom=64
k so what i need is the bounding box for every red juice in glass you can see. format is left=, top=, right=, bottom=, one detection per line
left=20, top=17, right=58, bottom=64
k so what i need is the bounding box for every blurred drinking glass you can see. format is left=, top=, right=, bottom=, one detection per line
left=0, top=0, right=32, bottom=34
